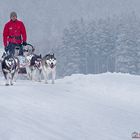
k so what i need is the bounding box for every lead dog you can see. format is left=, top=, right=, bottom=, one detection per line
left=42, top=54, right=56, bottom=84
left=1, top=53, right=19, bottom=86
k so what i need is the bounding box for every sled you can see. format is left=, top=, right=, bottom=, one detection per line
left=14, top=43, right=35, bottom=74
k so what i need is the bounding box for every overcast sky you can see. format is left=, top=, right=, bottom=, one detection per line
left=0, top=0, right=140, bottom=48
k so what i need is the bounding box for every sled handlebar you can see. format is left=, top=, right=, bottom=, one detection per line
left=25, top=43, right=35, bottom=53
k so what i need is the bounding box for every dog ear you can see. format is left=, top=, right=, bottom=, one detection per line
left=45, top=54, right=50, bottom=59
left=45, top=54, right=49, bottom=57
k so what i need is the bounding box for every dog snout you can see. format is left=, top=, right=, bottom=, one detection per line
left=50, top=63, right=54, bottom=68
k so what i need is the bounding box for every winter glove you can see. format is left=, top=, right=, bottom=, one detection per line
left=22, top=41, right=27, bottom=46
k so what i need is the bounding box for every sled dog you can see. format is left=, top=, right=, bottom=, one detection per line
left=42, top=53, right=56, bottom=84
left=26, top=54, right=42, bottom=81
left=1, top=53, right=19, bottom=85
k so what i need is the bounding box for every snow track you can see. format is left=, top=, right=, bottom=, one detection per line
left=0, top=73, right=139, bottom=140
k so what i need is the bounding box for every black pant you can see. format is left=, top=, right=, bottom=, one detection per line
left=7, top=43, right=23, bottom=56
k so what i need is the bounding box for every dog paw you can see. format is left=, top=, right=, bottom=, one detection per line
left=11, top=83, right=13, bottom=86
left=5, top=83, right=9, bottom=86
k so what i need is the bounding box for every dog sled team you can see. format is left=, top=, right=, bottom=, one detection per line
left=0, top=11, right=57, bottom=86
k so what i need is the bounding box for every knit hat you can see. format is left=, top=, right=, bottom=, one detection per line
left=10, top=11, right=17, bottom=19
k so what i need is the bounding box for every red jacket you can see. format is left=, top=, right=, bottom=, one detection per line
left=3, top=19, right=27, bottom=47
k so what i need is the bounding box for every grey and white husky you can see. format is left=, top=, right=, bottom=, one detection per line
left=26, top=54, right=42, bottom=81
left=42, top=53, right=56, bottom=84
left=1, top=53, right=19, bottom=86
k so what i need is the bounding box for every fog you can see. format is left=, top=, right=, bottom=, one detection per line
left=0, top=0, right=140, bottom=51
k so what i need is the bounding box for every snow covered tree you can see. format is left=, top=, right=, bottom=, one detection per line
left=56, top=12, right=140, bottom=77
left=115, top=13, right=140, bottom=74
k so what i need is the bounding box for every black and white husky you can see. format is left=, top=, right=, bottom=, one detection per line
left=1, top=53, right=19, bottom=86
left=42, top=54, right=56, bottom=84
left=26, top=54, right=42, bottom=81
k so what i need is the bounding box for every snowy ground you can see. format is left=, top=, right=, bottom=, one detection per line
left=0, top=73, right=139, bottom=140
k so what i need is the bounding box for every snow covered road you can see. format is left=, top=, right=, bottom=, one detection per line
left=0, top=73, right=139, bottom=140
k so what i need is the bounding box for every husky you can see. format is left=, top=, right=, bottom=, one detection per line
left=1, top=53, right=19, bottom=86
left=42, top=53, right=56, bottom=84
left=26, top=54, right=42, bottom=81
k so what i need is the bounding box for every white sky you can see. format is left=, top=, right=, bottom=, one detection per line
left=0, top=0, right=140, bottom=48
